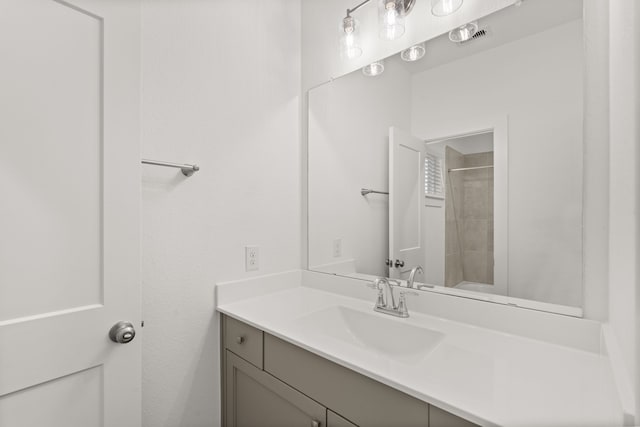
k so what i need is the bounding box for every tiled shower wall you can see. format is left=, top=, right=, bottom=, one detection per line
left=445, top=148, right=494, bottom=286
left=445, top=147, right=464, bottom=287
left=462, top=152, right=494, bottom=284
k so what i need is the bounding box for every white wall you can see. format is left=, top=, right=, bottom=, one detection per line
left=140, top=1, right=301, bottom=426
left=608, top=0, right=639, bottom=420
left=308, top=61, right=411, bottom=276
left=411, top=20, right=584, bottom=308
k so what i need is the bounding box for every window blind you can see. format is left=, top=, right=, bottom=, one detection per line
left=425, top=152, right=445, bottom=199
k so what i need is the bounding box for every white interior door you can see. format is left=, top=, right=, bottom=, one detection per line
left=389, top=127, right=425, bottom=281
left=0, top=0, right=141, bottom=426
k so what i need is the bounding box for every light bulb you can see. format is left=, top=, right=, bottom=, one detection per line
left=448, top=21, right=478, bottom=43
left=385, top=4, right=397, bottom=26
left=401, top=43, right=426, bottom=62
left=378, top=0, right=405, bottom=41
left=362, top=60, right=385, bottom=77
left=431, top=0, right=463, bottom=16
left=339, top=16, right=362, bottom=60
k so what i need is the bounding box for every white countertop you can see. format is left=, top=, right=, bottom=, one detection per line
left=216, top=281, right=623, bottom=427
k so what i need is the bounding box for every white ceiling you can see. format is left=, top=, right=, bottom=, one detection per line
left=428, top=131, right=494, bottom=155
left=389, top=0, right=583, bottom=75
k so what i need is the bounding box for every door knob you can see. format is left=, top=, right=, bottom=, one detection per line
left=394, top=259, right=405, bottom=268
left=109, top=321, right=136, bottom=344
left=385, top=259, right=392, bottom=266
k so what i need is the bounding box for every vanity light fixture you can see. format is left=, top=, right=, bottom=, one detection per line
left=340, top=15, right=363, bottom=59
left=430, top=0, right=463, bottom=16
left=339, top=0, right=417, bottom=60
left=362, top=60, right=385, bottom=76
left=448, top=21, right=478, bottom=43
left=400, top=42, right=426, bottom=62
left=378, top=0, right=405, bottom=41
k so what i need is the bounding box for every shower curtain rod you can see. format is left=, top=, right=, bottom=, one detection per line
left=448, top=165, right=494, bottom=172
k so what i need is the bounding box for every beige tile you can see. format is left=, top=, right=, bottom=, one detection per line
left=445, top=220, right=460, bottom=255
left=462, top=153, right=493, bottom=185
left=463, top=219, right=488, bottom=251
left=463, top=168, right=488, bottom=182
left=464, top=152, right=491, bottom=168
left=454, top=257, right=464, bottom=285
left=463, top=250, right=488, bottom=283
left=445, top=254, right=463, bottom=287
left=464, top=181, right=490, bottom=220
left=445, top=193, right=457, bottom=221
left=450, top=173, right=465, bottom=195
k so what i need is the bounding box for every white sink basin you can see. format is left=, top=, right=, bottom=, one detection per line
left=296, top=306, right=444, bottom=363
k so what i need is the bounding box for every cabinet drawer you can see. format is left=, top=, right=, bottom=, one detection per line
left=223, top=315, right=263, bottom=368
left=264, top=333, right=428, bottom=427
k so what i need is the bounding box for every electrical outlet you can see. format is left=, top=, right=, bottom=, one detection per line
left=245, top=246, right=259, bottom=271
left=332, top=239, right=342, bottom=258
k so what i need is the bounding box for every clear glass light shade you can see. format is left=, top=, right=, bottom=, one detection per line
left=339, top=17, right=362, bottom=60
left=362, top=60, right=385, bottom=77
left=448, top=21, right=478, bottom=43
left=431, top=0, right=463, bottom=16
left=378, top=0, right=405, bottom=41
left=401, top=43, right=426, bottom=62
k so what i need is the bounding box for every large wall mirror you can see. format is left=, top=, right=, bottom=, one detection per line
left=308, top=0, right=584, bottom=315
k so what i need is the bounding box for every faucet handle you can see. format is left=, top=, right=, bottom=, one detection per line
left=397, top=290, right=419, bottom=317
left=366, top=280, right=386, bottom=308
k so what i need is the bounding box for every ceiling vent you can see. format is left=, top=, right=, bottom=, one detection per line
left=460, top=27, right=490, bottom=45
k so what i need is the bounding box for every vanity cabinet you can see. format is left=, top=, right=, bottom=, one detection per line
left=221, top=314, right=478, bottom=427
left=225, top=350, right=326, bottom=427
left=264, top=333, right=428, bottom=427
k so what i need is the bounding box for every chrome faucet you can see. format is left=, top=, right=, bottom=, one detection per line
left=367, top=278, right=418, bottom=318
left=407, top=266, right=423, bottom=288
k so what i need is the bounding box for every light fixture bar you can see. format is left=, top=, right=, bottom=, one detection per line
left=346, top=0, right=372, bottom=16
left=340, top=0, right=416, bottom=61
left=345, top=0, right=415, bottom=17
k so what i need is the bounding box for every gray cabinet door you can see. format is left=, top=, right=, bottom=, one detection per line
left=328, top=410, right=359, bottom=427
left=225, top=350, right=326, bottom=427
left=264, top=334, right=429, bottom=427
left=430, top=406, right=478, bottom=427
